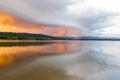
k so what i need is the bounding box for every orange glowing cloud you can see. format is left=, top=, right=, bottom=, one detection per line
left=0, top=12, right=81, bottom=37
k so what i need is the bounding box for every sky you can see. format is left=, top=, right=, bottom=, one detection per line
left=0, top=13, right=81, bottom=37
left=0, top=0, right=120, bottom=37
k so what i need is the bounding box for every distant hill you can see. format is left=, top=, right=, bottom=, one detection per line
left=79, top=36, right=120, bottom=40
left=0, top=32, right=79, bottom=40
left=0, top=32, right=120, bottom=40
left=0, top=32, right=55, bottom=40
left=54, top=36, right=120, bottom=40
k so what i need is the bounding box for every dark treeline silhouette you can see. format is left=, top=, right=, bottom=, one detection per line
left=0, top=32, right=120, bottom=40
left=0, top=32, right=54, bottom=40
left=78, top=36, right=120, bottom=41
left=0, top=32, right=79, bottom=40
left=0, top=42, right=53, bottom=47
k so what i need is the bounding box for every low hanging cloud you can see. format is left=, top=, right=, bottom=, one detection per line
left=0, top=0, right=120, bottom=36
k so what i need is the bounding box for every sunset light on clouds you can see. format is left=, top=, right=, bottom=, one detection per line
left=0, top=0, right=120, bottom=37
left=0, top=13, right=81, bottom=37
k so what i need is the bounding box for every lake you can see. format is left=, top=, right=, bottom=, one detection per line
left=0, top=40, right=120, bottom=80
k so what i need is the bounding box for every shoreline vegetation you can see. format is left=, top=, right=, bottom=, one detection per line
left=0, top=32, right=120, bottom=41
left=0, top=32, right=54, bottom=40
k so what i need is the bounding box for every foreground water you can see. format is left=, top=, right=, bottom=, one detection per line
left=0, top=40, right=120, bottom=80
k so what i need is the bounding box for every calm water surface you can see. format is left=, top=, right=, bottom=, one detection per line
left=0, top=40, right=120, bottom=80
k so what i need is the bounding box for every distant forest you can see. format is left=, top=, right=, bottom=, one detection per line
left=0, top=32, right=120, bottom=40
left=0, top=32, right=54, bottom=40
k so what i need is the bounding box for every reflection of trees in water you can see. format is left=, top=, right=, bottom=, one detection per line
left=0, top=42, right=53, bottom=47
left=0, top=41, right=81, bottom=67
left=0, top=41, right=119, bottom=80
left=0, top=48, right=119, bottom=80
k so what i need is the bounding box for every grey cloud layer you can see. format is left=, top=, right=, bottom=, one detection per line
left=0, top=0, right=119, bottom=34
left=0, top=0, right=80, bottom=29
